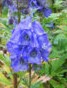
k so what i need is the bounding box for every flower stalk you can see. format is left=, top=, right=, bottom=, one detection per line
left=17, top=0, right=21, bottom=23
left=28, top=64, right=32, bottom=88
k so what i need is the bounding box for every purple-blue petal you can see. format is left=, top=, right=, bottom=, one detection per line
left=43, top=8, right=52, bottom=17
left=32, top=21, right=46, bottom=35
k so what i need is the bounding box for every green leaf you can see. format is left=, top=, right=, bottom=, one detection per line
left=50, top=58, right=66, bottom=76
left=0, top=73, right=11, bottom=85
left=49, top=13, right=62, bottom=21
left=53, top=33, right=67, bottom=52
left=54, top=0, right=63, bottom=9
left=44, top=63, right=50, bottom=75
left=2, top=7, right=8, bottom=17
left=0, top=53, right=10, bottom=66
left=50, top=79, right=65, bottom=88
left=39, top=62, right=50, bottom=76
left=31, top=81, right=43, bottom=88
left=49, top=47, right=59, bottom=58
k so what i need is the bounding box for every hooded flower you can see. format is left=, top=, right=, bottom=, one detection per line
left=22, top=46, right=41, bottom=64
left=32, top=21, right=46, bottom=35
left=43, top=8, right=52, bottom=17
left=7, top=41, right=23, bottom=56
left=8, top=17, right=32, bottom=44
left=19, top=29, right=33, bottom=45
left=10, top=55, right=28, bottom=72
left=37, top=34, right=51, bottom=61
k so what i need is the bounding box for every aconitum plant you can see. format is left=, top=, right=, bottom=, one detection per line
left=5, top=0, right=52, bottom=88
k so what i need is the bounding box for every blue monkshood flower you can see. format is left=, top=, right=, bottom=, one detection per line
left=29, top=0, right=42, bottom=9
left=19, top=29, right=33, bottom=45
left=7, top=43, right=28, bottom=72
left=37, top=34, right=51, bottom=61
left=7, top=42, right=23, bottom=55
left=22, top=46, right=41, bottom=64
left=40, top=49, right=50, bottom=61
left=38, top=34, right=51, bottom=48
left=10, top=55, right=28, bottom=72
left=43, top=8, right=52, bottom=17
left=8, top=17, right=32, bottom=45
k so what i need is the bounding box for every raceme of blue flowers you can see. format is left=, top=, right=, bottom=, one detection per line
left=7, top=17, right=51, bottom=72
left=3, top=0, right=52, bottom=25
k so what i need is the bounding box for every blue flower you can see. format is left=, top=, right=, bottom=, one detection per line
left=10, top=55, right=28, bottom=72
left=19, top=29, right=33, bottom=45
left=7, top=42, right=23, bottom=56
left=22, top=46, right=41, bottom=64
left=8, top=17, right=32, bottom=44
left=43, top=8, right=52, bottom=17
left=38, top=34, right=52, bottom=61
left=39, top=34, right=51, bottom=50
left=29, top=0, right=40, bottom=8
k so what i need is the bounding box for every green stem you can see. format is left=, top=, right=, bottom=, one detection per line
left=28, top=64, right=32, bottom=88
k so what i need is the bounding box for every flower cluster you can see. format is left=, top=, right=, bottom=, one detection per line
left=3, top=0, right=53, bottom=27
left=7, top=17, right=51, bottom=72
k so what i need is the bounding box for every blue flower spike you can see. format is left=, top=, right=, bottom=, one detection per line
left=7, top=17, right=51, bottom=72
